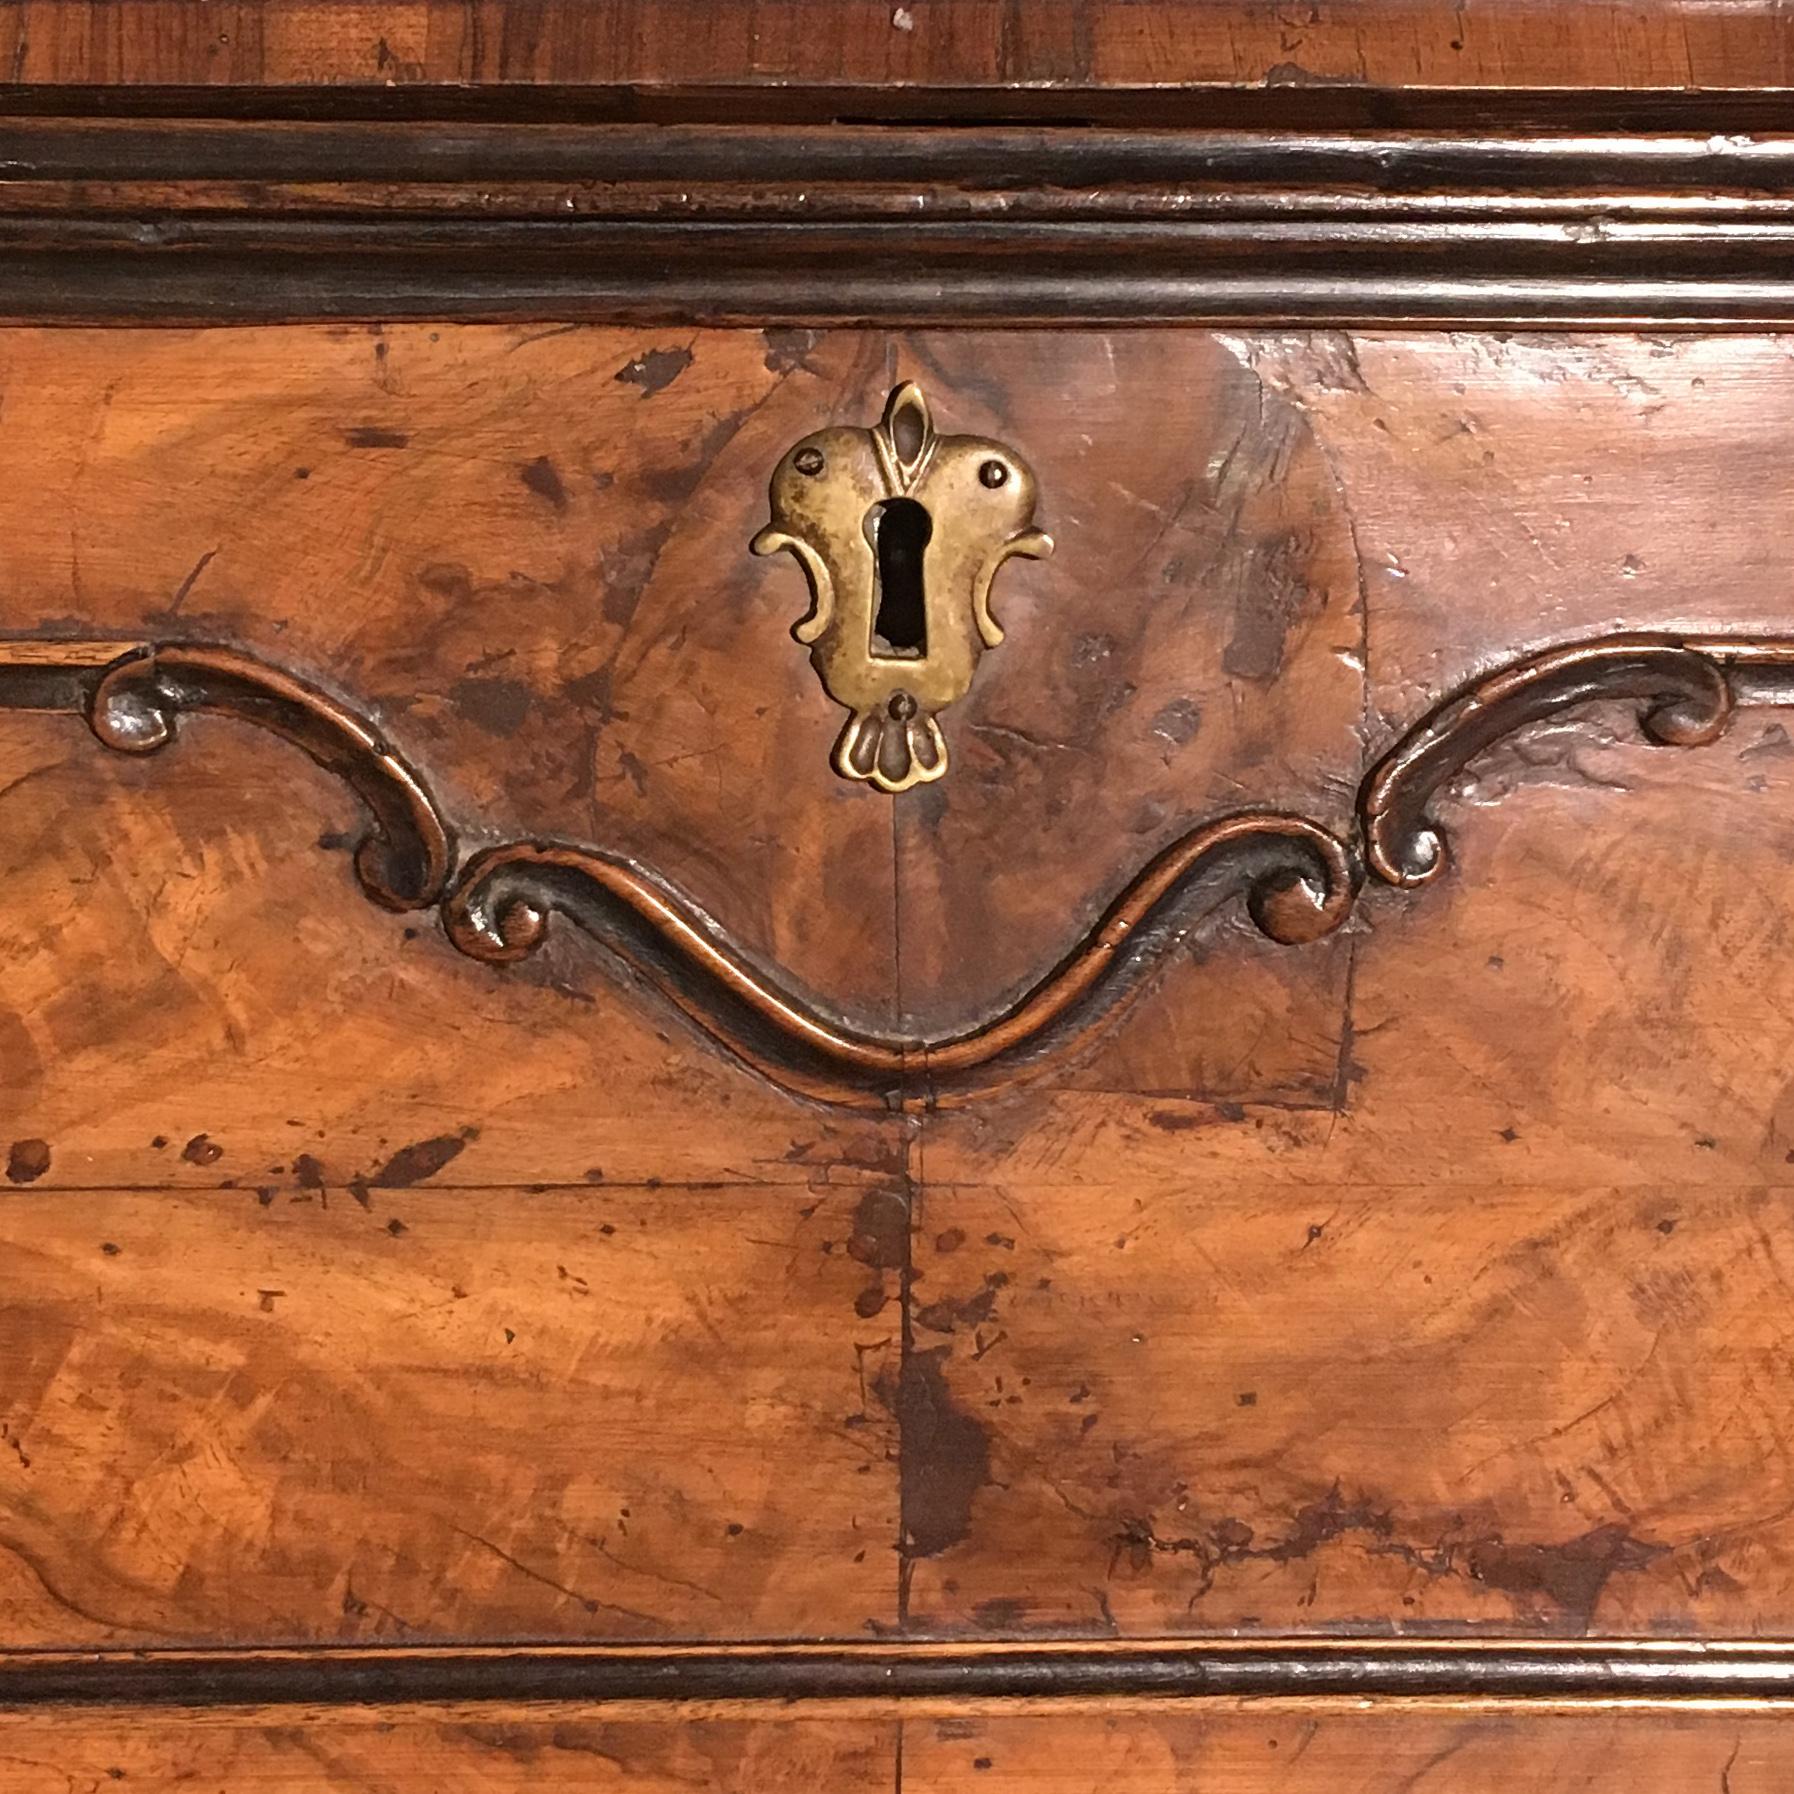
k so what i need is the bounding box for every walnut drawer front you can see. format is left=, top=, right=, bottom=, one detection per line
left=5, top=66, right=1794, bottom=1794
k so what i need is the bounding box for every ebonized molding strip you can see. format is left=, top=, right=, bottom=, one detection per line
left=10, top=117, right=1794, bottom=323
left=2, top=1639, right=1794, bottom=1710
left=4, top=629, right=1793, bottom=1108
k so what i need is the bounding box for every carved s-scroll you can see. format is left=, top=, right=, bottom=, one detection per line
left=6, top=627, right=1794, bottom=1110
left=5, top=641, right=452, bottom=911
left=439, top=816, right=1355, bottom=1108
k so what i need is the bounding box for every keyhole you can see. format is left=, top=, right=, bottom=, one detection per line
left=867, top=498, right=931, bottom=659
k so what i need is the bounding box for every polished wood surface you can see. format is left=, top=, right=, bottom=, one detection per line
left=3, top=1, right=1794, bottom=97
left=906, top=1711, right=1794, bottom=1792
left=0, top=1710, right=896, bottom=1793
left=0, top=1707, right=1787, bottom=1791
left=8, top=6, right=1794, bottom=1775
left=7, top=326, right=1794, bottom=1680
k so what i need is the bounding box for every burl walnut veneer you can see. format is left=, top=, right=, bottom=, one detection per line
left=4, top=4, right=1794, bottom=1789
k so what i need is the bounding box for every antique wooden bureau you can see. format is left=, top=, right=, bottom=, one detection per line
left=7, top=2, right=1794, bottom=1788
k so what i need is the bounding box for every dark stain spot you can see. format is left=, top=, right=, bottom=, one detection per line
left=182, top=1134, right=223, bottom=1166
left=1113, top=1484, right=1664, bottom=1633
left=1466, top=1525, right=1665, bottom=1631
left=614, top=345, right=693, bottom=398
left=973, top=1758, right=993, bottom=1771
left=449, top=675, right=532, bottom=738
left=882, top=1346, right=991, bottom=1559
left=150, top=1135, right=169, bottom=1150
left=368, top=1130, right=476, bottom=1189
left=915, top=1273, right=1006, bottom=1336
left=100, top=1241, right=121, bottom=1256
left=1146, top=1108, right=1200, bottom=1133
left=1692, top=1562, right=1745, bottom=1597
left=386, top=1217, right=409, bottom=1237
left=5, top=1138, right=50, bottom=1185
left=519, top=456, right=569, bottom=511
left=600, top=518, right=676, bottom=626
left=614, top=746, right=649, bottom=795
left=1657, top=1217, right=1678, bottom=1235
left=293, top=1153, right=326, bottom=1190
left=1235, top=1391, right=1257, bottom=1407
left=1263, top=59, right=1346, bottom=85
left=419, top=562, right=474, bottom=601
left=762, top=327, right=823, bottom=375
left=563, top=665, right=616, bottom=723
left=1220, top=531, right=1308, bottom=683
left=1266, top=1490, right=1380, bottom=1557
left=1740, top=722, right=1794, bottom=760
left=1216, top=1101, right=1246, bottom=1123
left=935, top=1228, right=966, bottom=1254
left=343, top=426, right=410, bottom=449
left=853, top=1285, right=888, bottom=1319
left=1149, top=697, right=1202, bottom=749
left=972, top=1596, right=1028, bottom=1630
left=257, top=1289, right=284, bottom=1312
left=848, top=1188, right=910, bottom=1271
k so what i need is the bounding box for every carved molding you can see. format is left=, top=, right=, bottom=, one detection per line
left=0, top=1635, right=1789, bottom=1707
left=88, top=644, right=454, bottom=911
left=4, top=630, right=1790, bottom=1106
left=441, top=819, right=1352, bottom=1107
left=12, top=114, right=1794, bottom=326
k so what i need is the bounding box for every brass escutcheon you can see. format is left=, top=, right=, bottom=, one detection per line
left=751, top=383, right=1053, bottom=793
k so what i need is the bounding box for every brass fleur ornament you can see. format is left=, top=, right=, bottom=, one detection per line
left=752, top=383, right=1053, bottom=792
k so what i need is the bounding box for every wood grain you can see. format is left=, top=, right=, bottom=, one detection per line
left=1, top=1, right=1791, bottom=97
left=904, top=1710, right=1794, bottom=1792
left=0, top=1709, right=894, bottom=1793
left=10, top=317, right=1794, bottom=1779
left=886, top=332, right=1360, bottom=1105
left=0, top=322, right=907, bottom=1186
left=0, top=1183, right=899, bottom=1643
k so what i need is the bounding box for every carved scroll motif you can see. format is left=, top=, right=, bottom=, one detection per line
left=4, top=630, right=1791, bottom=1107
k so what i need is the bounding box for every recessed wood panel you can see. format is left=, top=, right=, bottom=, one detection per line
left=0, top=1709, right=895, bottom=1794
left=0, top=322, right=900, bottom=1024
left=904, top=1710, right=1792, bottom=1792
left=889, top=331, right=1359, bottom=1103
left=0, top=1185, right=899, bottom=1644
left=904, top=1170, right=1794, bottom=1636
left=0, top=716, right=901, bottom=1186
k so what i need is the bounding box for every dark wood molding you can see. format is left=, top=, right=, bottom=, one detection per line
left=7, top=113, right=1794, bottom=323
left=2, top=1638, right=1793, bottom=1709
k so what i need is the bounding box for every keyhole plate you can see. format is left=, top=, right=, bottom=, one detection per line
left=751, top=383, right=1053, bottom=794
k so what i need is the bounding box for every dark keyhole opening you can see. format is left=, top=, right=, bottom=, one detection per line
left=867, top=497, right=932, bottom=659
